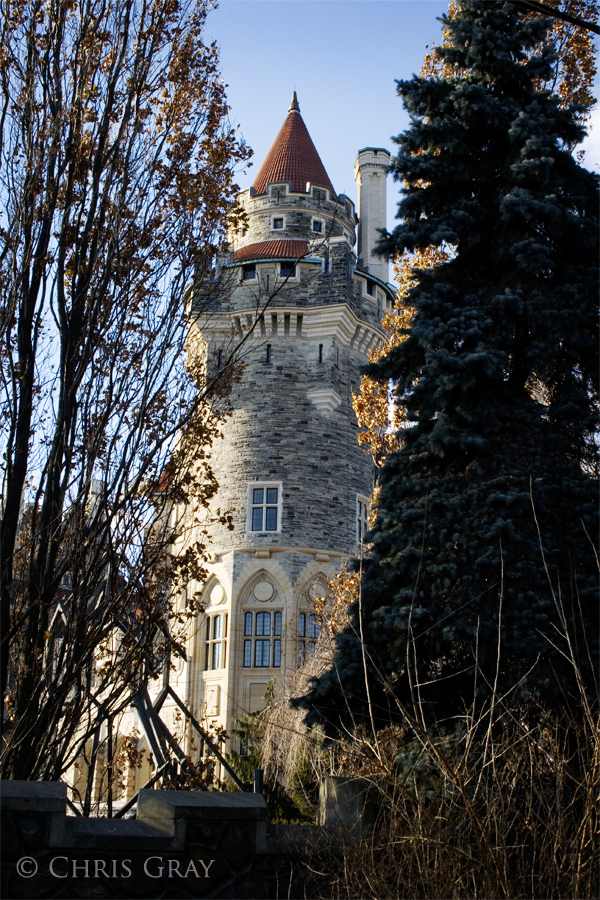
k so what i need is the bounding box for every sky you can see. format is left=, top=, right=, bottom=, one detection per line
left=205, top=0, right=599, bottom=236
left=204, top=0, right=451, bottom=233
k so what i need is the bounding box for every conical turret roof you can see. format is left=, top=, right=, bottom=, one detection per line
left=252, top=93, right=336, bottom=198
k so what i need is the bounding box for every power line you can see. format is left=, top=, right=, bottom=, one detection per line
left=507, top=0, right=600, bottom=35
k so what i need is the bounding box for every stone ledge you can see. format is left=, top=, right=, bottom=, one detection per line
left=0, top=780, right=66, bottom=814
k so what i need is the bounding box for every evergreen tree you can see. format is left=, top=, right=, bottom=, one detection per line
left=303, top=0, right=598, bottom=731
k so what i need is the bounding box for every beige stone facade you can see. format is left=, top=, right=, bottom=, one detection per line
left=99, top=98, right=396, bottom=782
left=161, top=96, right=396, bottom=755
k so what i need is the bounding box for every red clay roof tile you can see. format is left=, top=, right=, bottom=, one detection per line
left=233, top=240, right=310, bottom=263
left=252, top=96, right=336, bottom=198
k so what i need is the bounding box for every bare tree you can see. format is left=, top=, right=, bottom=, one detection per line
left=0, top=0, right=249, bottom=780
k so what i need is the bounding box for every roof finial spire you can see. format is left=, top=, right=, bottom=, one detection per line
left=289, top=91, right=300, bottom=113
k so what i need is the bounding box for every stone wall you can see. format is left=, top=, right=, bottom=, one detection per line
left=0, top=782, right=288, bottom=899
left=0, top=779, right=373, bottom=899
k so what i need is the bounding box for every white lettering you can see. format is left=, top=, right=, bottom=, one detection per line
left=49, top=857, right=69, bottom=878
left=72, top=859, right=89, bottom=878
left=144, top=857, right=163, bottom=878
left=168, top=859, right=182, bottom=878
left=200, top=859, right=215, bottom=878
left=94, top=860, right=108, bottom=878
left=110, top=860, right=117, bottom=878
left=184, top=860, right=200, bottom=878
left=121, top=859, right=132, bottom=878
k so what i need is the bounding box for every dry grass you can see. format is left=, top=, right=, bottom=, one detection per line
left=256, top=567, right=599, bottom=899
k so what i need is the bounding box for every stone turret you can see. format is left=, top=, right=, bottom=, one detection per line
left=179, top=96, right=395, bottom=747
left=354, top=147, right=391, bottom=284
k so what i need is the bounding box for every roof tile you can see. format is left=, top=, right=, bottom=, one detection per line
left=234, top=240, right=310, bottom=263
left=252, top=99, right=336, bottom=198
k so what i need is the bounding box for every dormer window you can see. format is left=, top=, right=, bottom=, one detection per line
left=272, top=217, right=284, bottom=230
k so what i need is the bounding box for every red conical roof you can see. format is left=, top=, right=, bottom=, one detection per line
left=252, top=93, right=336, bottom=199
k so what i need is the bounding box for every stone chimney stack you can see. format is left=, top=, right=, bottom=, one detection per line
left=354, top=147, right=391, bottom=283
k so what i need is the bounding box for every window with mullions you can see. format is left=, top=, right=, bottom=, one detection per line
left=297, top=612, right=320, bottom=668
left=204, top=613, right=227, bottom=670
left=243, top=610, right=282, bottom=668
left=248, top=483, right=281, bottom=533
left=356, top=495, right=370, bottom=543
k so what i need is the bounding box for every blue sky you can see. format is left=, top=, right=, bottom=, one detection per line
left=205, top=0, right=599, bottom=234
left=205, top=0, right=451, bottom=231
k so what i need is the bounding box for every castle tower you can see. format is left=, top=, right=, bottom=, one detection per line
left=354, top=147, right=391, bottom=284
left=183, top=95, right=394, bottom=746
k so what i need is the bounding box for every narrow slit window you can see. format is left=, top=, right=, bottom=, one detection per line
left=297, top=641, right=305, bottom=668
left=205, top=613, right=226, bottom=671
left=298, top=612, right=306, bottom=637
left=357, top=495, right=370, bottom=543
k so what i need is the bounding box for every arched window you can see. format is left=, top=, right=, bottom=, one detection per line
left=204, top=613, right=227, bottom=670
left=298, top=611, right=321, bottom=667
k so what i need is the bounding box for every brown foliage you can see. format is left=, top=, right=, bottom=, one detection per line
left=0, top=0, right=248, bottom=780
left=353, top=247, right=449, bottom=466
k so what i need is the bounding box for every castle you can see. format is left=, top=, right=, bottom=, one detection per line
left=170, top=93, right=395, bottom=749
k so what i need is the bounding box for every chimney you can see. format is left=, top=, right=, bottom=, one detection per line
left=354, top=148, right=391, bottom=284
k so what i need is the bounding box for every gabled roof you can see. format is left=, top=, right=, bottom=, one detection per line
left=251, top=93, right=336, bottom=199
left=233, top=239, right=309, bottom=263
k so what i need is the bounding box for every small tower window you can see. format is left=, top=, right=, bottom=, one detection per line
left=312, top=219, right=323, bottom=234
left=247, top=482, right=282, bottom=533
left=272, top=217, right=284, bottom=230
left=279, top=262, right=296, bottom=279
left=318, top=344, right=323, bottom=364
left=366, top=280, right=375, bottom=297
left=357, top=495, right=370, bottom=542
left=243, top=264, right=256, bottom=280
